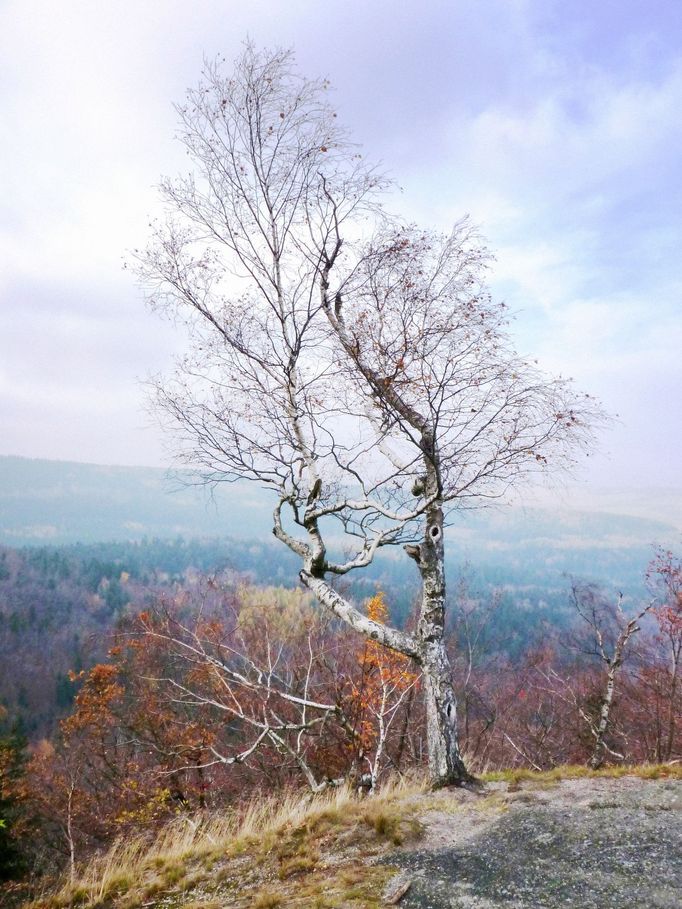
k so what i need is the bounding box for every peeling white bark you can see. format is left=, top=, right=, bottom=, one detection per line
left=137, top=46, right=602, bottom=793
left=299, top=570, right=421, bottom=661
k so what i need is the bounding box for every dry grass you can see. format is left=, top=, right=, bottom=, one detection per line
left=29, top=774, right=426, bottom=909
left=251, top=891, right=283, bottom=909
left=481, top=762, right=682, bottom=786
left=25, top=762, right=679, bottom=909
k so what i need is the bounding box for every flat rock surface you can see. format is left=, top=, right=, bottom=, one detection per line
left=383, top=777, right=682, bottom=909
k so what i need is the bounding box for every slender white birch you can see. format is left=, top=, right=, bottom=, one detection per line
left=134, top=44, right=603, bottom=786
left=569, top=583, right=653, bottom=768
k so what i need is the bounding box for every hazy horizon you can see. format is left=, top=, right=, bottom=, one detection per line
left=2, top=453, right=681, bottom=535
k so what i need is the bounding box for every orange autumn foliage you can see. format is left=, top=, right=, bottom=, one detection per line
left=352, top=592, right=419, bottom=755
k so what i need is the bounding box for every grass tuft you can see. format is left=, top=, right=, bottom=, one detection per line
left=481, top=762, right=682, bottom=785
left=251, top=890, right=283, bottom=908
left=277, top=853, right=319, bottom=879
left=28, top=775, right=425, bottom=909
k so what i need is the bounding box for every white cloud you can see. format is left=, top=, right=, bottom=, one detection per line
left=0, top=0, right=679, bottom=495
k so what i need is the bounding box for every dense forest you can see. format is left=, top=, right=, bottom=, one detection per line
left=1, top=463, right=680, bottom=895
left=0, top=536, right=680, bottom=891
left=0, top=529, right=665, bottom=741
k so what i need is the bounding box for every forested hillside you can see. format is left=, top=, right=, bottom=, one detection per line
left=1, top=458, right=680, bottom=896
left=0, top=532, right=671, bottom=741
left=0, top=456, right=680, bottom=740
left=1, top=547, right=680, bottom=894
left=1, top=457, right=678, bottom=565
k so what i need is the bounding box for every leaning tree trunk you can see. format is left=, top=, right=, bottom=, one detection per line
left=318, top=264, right=472, bottom=786
left=586, top=605, right=649, bottom=770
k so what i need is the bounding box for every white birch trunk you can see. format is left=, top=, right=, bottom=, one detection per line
left=411, top=500, right=470, bottom=786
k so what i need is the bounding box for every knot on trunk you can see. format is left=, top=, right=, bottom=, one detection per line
left=404, top=543, right=421, bottom=563
left=306, top=477, right=322, bottom=505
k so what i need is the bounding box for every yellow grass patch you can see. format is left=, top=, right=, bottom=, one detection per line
left=481, top=762, right=682, bottom=785
left=27, top=775, right=426, bottom=909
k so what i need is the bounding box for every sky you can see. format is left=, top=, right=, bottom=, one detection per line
left=1, top=0, right=680, bottom=499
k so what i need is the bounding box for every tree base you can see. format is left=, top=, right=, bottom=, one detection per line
left=429, top=767, right=480, bottom=791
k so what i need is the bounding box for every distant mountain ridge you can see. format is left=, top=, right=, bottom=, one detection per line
left=0, top=455, right=271, bottom=545
left=0, top=455, right=678, bottom=594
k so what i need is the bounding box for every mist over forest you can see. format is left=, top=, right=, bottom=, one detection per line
left=0, top=455, right=679, bottom=740
left=1, top=454, right=681, bottom=902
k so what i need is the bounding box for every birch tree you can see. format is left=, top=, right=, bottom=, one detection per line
left=647, top=549, right=682, bottom=761
left=569, top=583, right=653, bottom=769
left=133, top=44, right=602, bottom=787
